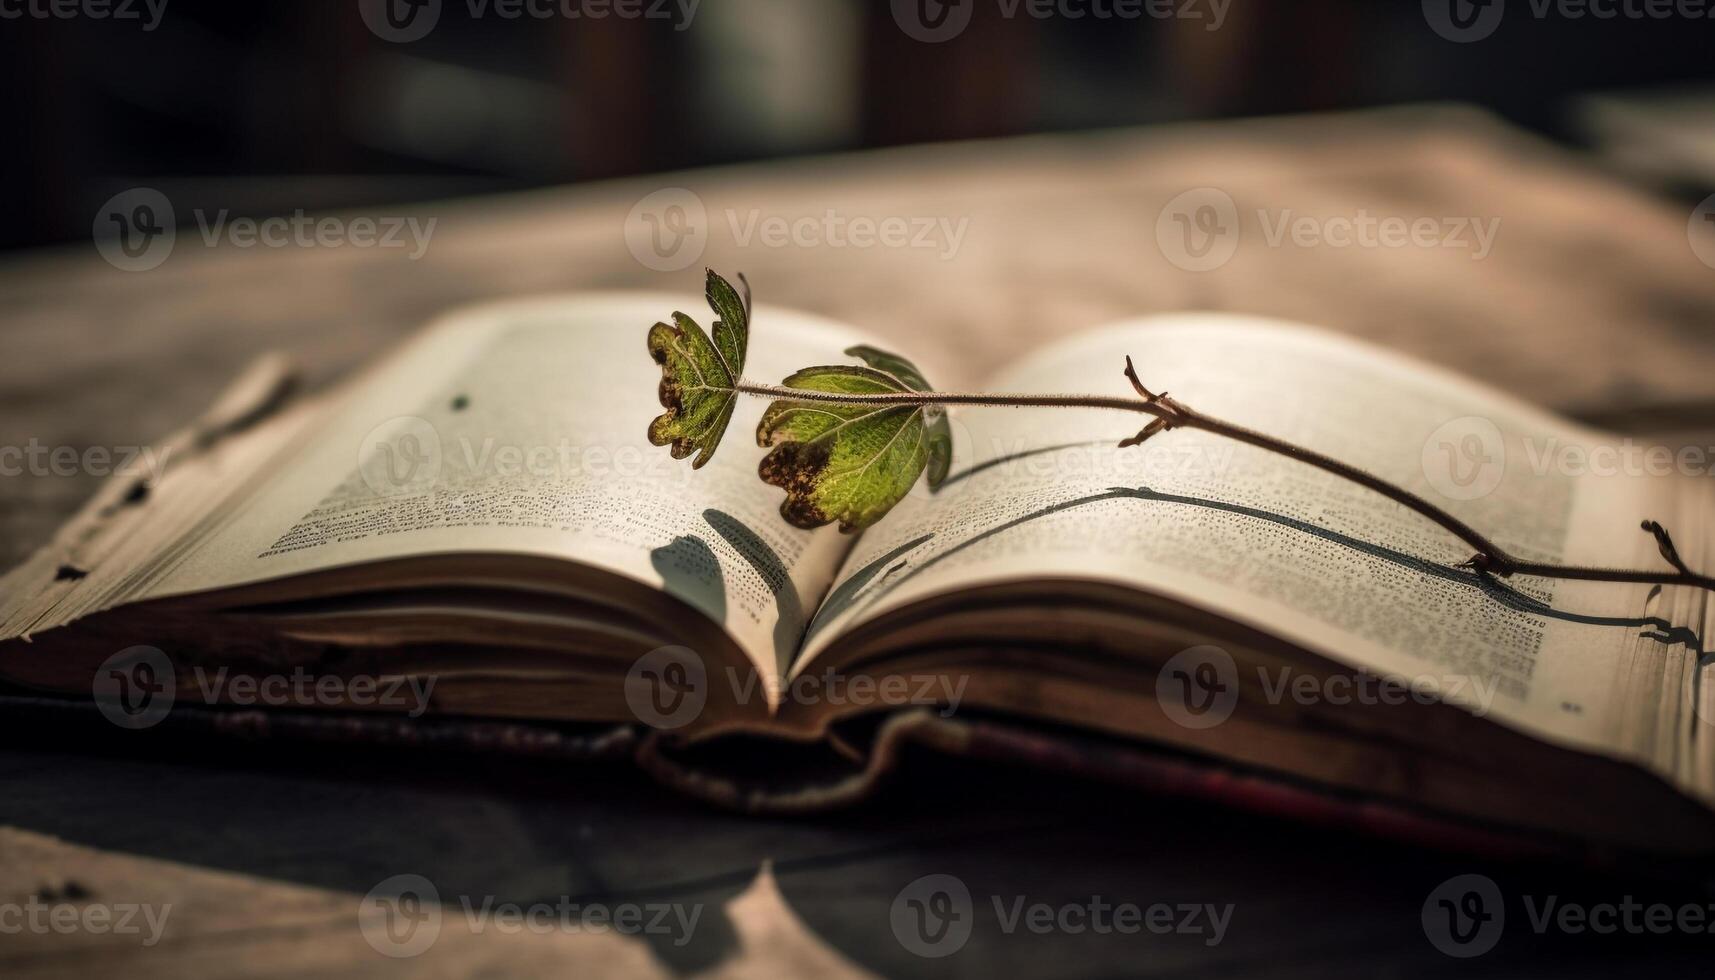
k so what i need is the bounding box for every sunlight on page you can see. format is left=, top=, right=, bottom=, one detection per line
left=144, top=295, right=870, bottom=688
left=804, top=315, right=1688, bottom=769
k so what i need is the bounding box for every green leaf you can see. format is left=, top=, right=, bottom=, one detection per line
left=847, top=345, right=951, bottom=487
left=756, top=345, right=950, bottom=532
left=647, top=270, right=750, bottom=468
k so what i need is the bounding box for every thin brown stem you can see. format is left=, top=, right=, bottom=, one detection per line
left=734, top=375, right=1715, bottom=596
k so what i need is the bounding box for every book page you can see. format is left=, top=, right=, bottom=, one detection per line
left=140, top=294, right=872, bottom=688
left=804, top=315, right=1699, bottom=771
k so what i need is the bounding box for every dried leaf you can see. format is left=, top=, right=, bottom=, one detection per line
left=647, top=270, right=749, bottom=468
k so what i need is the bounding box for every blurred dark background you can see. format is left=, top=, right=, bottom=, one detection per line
left=3, top=0, right=1713, bottom=253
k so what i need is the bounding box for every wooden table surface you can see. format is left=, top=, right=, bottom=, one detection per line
left=5, top=104, right=1715, bottom=977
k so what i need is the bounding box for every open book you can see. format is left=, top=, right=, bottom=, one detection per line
left=4, top=292, right=1713, bottom=857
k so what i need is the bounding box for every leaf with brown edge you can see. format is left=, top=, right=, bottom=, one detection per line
left=646, top=269, right=749, bottom=468
left=756, top=346, right=950, bottom=532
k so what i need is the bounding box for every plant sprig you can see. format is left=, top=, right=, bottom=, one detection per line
left=649, top=270, right=1715, bottom=595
